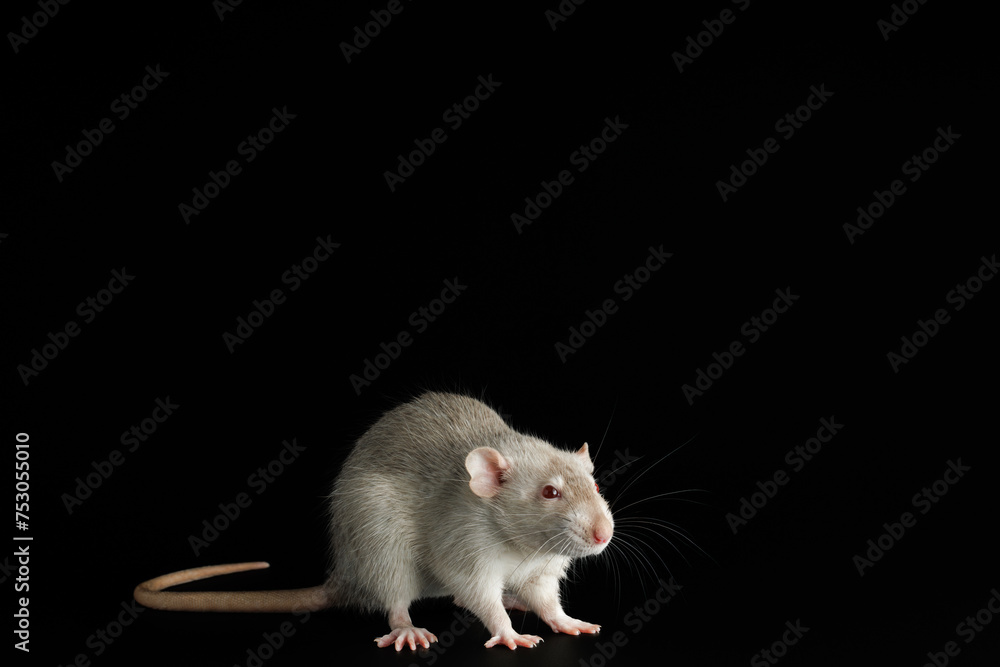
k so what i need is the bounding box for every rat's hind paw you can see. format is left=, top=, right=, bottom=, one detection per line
left=375, top=627, right=438, bottom=651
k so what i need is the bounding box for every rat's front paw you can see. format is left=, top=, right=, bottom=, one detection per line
left=484, top=631, right=543, bottom=649
left=545, top=614, right=601, bottom=635
left=375, top=627, right=438, bottom=651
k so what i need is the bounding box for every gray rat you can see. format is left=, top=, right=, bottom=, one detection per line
left=134, top=391, right=614, bottom=650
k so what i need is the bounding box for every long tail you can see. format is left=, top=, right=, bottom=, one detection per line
left=134, top=562, right=332, bottom=613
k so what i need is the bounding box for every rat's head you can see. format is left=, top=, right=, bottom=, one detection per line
left=465, top=440, right=614, bottom=558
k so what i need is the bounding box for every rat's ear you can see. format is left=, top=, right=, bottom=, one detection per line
left=466, top=447, right=509, bottom=498
left=576, top=442, right=595, bottom=472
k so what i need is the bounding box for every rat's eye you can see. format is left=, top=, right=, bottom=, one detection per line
left=542, top=485, right=561, bottom=499
left=595, top=482, right=600, bottom=493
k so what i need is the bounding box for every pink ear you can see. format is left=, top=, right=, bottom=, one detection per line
left=576, top=442, right=595, bottom=473
left=466, top=447, right=509, bottom=498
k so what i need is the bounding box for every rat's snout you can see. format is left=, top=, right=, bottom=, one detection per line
left=592, top=516, right=613, bottom=547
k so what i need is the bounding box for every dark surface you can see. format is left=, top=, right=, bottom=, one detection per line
left=4, top=1, right=996, bottom=666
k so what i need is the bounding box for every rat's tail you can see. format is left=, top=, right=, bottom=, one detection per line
left=134, top=562, right=332, bottom=613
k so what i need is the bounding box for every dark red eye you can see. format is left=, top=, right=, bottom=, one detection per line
left=595, top=482, right=600, bottom=493
left=542, top=485, right=561, bottom=499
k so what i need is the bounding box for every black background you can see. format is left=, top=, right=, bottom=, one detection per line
left=4, top=1, right=997, bottom=666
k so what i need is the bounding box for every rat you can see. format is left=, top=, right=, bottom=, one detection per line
left=134, top=391, right=614, bottom=650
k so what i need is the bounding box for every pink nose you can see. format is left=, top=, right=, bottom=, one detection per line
left=593, top=522, right=613, bottom=545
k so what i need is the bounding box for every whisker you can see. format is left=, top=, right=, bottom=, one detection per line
left=616, top=516, right=718, bottom=567
left=617, top=526, right=679, bottom=576
left=611, top=489, right=711, bottom=513
left=618, top=523, right=692, bottom=570
left=591, top=396, right=618, bottom=465
left=612, top=432, right=700, bottom=502
left=611, top=534, right=662, bottom=600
